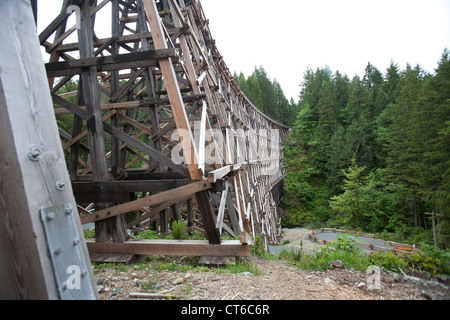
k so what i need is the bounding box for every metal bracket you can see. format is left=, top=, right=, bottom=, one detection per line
left=40, top=203, right=96, bottom=300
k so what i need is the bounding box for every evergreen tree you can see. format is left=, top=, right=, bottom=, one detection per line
left=326, top=124, right=351, bottom=192
left=346, top=76, right=377, bottom=170
left=384, top=61, right=401, bottom=105
left=329, top=159, right=374, bottom=229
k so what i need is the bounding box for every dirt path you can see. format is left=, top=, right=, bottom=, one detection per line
left=93, top=228, right=449, bottom=300
left=279, top=228, right=323, bottom=252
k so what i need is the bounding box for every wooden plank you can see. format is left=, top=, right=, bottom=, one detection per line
left=53, top=29, right=184, bottom=53
left=53, top=93, right=206, bottom=116
left=86, top=239, right=251, bottom=257
left=226, top=188, right=241, bottom=235
left=39, top=9, right=71, bottom=44
left=126, top=195, right=191, bottom=229
left=143, top=0, right=200, bottom=179
left=72, top=179, right=192, bottom=194
left=195, top=190, right=221, bottom=244
left=216, top=181, right=228, bottom=234
left=0, top=0, right=96, bottom=299
left=208, top=165, right=232, bottom=183
left=197, top=101, right=207, bottom=173
left=77, top=0, right=109, bottom=183
left=80, top=180, right=212, bottom=224
left=45, top=48, right=176, bottom=77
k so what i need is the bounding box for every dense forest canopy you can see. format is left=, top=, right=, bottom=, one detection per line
left=236, top=50, right=449, bottom=249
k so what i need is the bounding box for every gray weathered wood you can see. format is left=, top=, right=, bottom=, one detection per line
left=0, top=0, right=96, bottom=299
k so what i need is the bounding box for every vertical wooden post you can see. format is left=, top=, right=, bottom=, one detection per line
left=0, top=0, right=96, bottom=299
left=77, top=0, right=108, bottom=182
left=77, top=0, right=126, bottom=243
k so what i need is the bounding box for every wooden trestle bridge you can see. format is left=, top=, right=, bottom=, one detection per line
left=0, top=0, right=288, bottom=299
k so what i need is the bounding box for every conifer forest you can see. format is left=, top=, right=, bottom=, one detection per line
left=235, top=50, right=450, bottom=252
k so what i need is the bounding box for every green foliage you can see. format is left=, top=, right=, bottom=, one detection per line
left=280, top=233, right=370, bottom=272
left=217, top=261, right=261, bottom=276
left=276, top=233, right=448, bottom=275
left=283, top=50, right=449, bottom=252
left=83, top=227, right=95, bottom=239
left=171, top=220, right=188, bottom=240
left=234, top=67, right=298, bottom=126
left=250, top=235, right=277, bottom=260
left=369, top=251, right=408, bottom=272
left=136, top=229, right=159, bottom=239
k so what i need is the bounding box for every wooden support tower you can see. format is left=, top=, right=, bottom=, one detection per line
left=33, top=0, right=289, bottom=261
left=0, top=0, right=96, bottom=299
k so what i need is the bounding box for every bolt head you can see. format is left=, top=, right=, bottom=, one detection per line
left=28, top=148, right=41, bottom=161
left=46, top=212, right=55, bottom=221
left=55, top=181, right=65, bottom=191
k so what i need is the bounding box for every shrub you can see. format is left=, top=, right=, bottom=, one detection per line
left=285, top=233, right=370, bottom=272
left=171, top=220, right=187, bottom=240
left=137, top=229, right=159, bottom=239
left=369, top=251, right=407, bottom=272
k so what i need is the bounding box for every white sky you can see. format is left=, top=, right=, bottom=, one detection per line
left=37, top=0, right=450, bottom=101
left=201, top=0, right=450, bottom=101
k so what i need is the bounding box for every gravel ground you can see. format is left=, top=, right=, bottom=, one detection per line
left=93, top=228, right=450, bottom=300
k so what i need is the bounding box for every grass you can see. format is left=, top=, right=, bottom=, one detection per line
left=92, top=231, right=449, bottom=281
left=217, top=261, right=261, bottom=276
left=275, top=233, right=450, bottom=276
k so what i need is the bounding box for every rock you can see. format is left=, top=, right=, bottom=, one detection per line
left=97, top=277, right=104, bottom=286
left=111, top=288, right=121, bottom=296
left=151, top=282, right=160, bottom=290
left=329, top=260, right=344, bottom=268
left=97, top=285, right=104, bottom=293
left=185, top=273, right=192, bottom=280
left=324, top=277, right=334, bottom=284
left=356, top=282, right=366, bottom=288
left=420, top=290, right=433, bottom=300
left=173, top=277, right=184, bottom=285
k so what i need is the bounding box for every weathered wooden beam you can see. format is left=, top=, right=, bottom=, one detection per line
left=86, top=239, right=251, bottom=257
left=208, top=165, right=232, bottom=183
left=0, top=0, right=96, bottom=299
left=52, top=29, right=184, bottom=53
left=143, top=0, right=200, bottom=179
left=39, top=8, right=71, bottom=45
left=80, top=179, right=212, bottom=224
left=72, top=179, right=192, bottom=194
left=143, top=0, right=222, bottom=245
left=45, top=49, right=176, bottom=77
left=53, top=93, right=206, bottom=116
left=126, top=194, right=192, bottom=229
